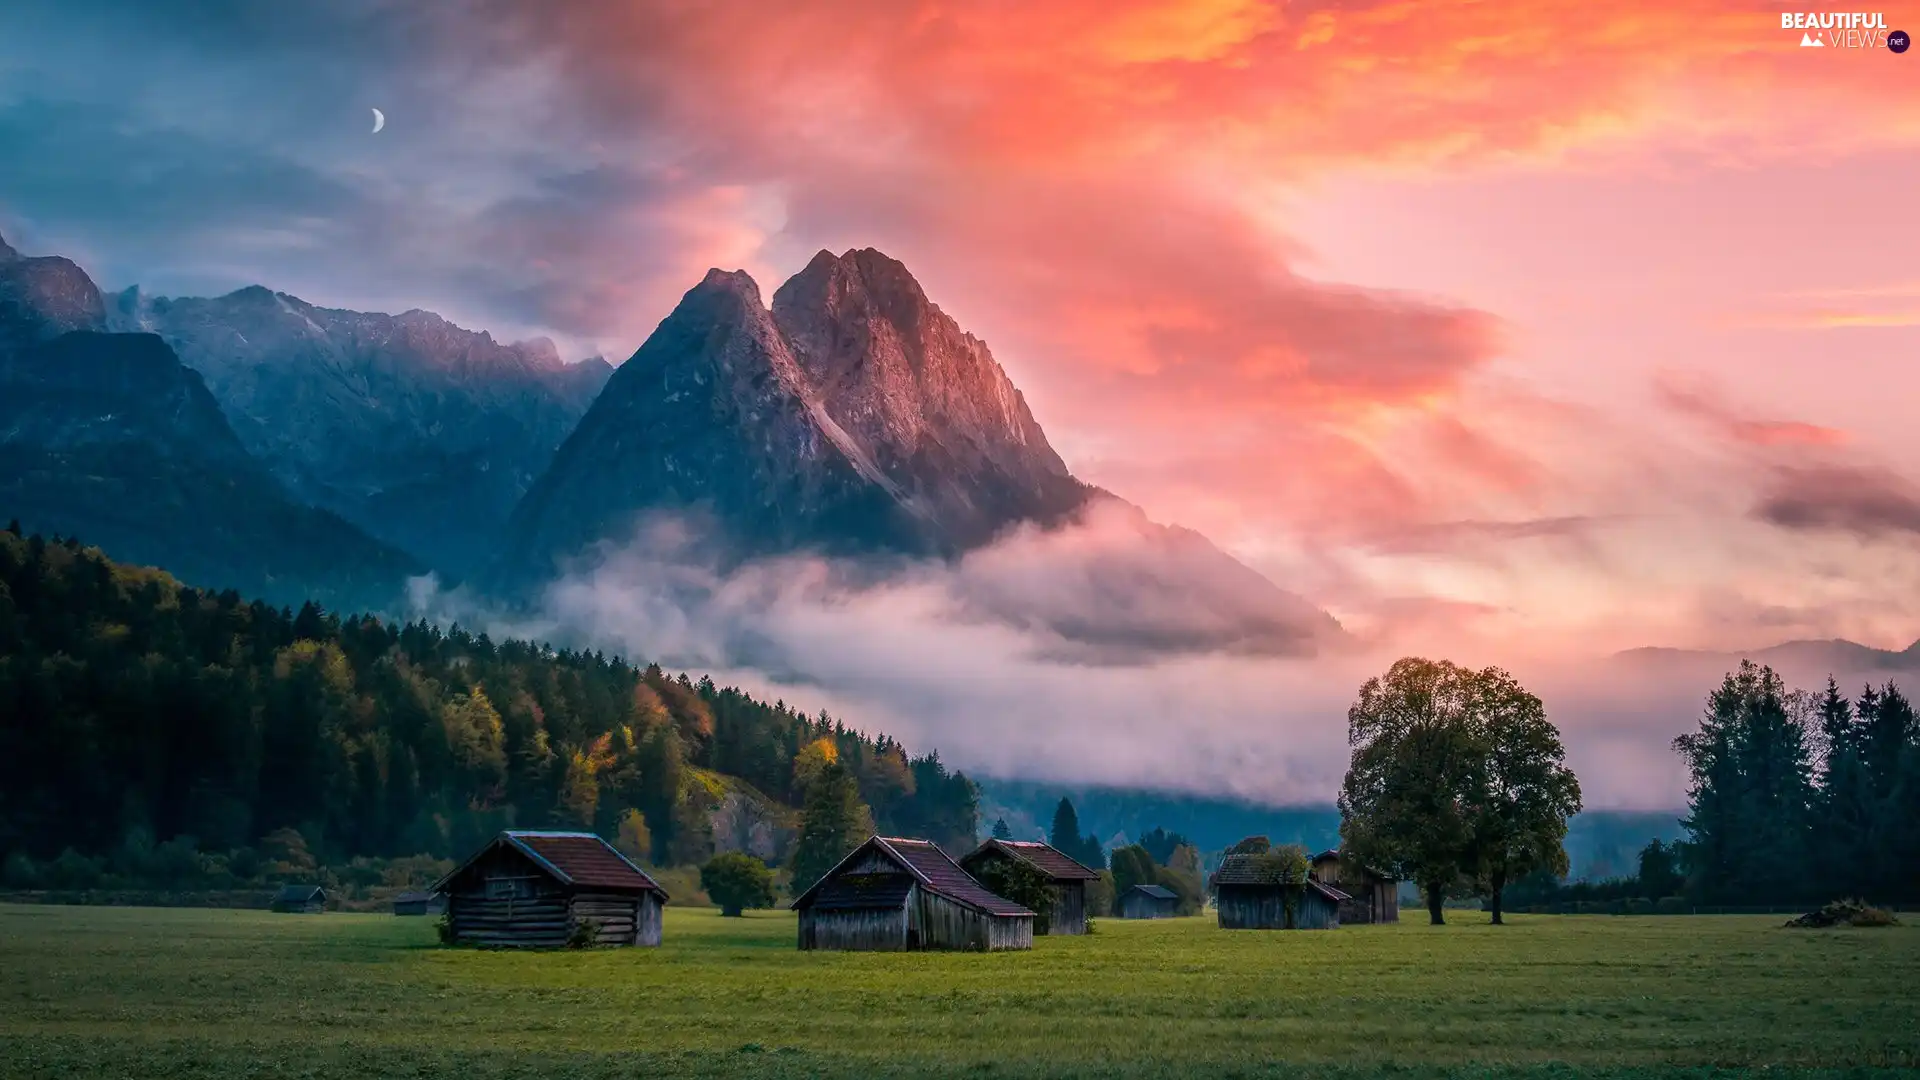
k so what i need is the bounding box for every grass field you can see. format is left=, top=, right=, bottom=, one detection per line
left=2, top=904, right=1916, bottom=1079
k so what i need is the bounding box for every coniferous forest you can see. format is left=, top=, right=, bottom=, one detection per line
left=0, top=526, right=978, bottom=898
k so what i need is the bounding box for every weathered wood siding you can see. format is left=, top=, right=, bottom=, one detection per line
left=1333, top=877, right=1400, bottom=924
left=912, top=887, right=1032, bottom=951
left=1216, top=884, right=1341, bottom=930
left=798, top=903, right=910, bottom=950
left=1049, top=882, right=1088, bottom=935
left=1119, top=892, right=1176, bottom=919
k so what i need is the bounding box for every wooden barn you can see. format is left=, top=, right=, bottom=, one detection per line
left=960, top=838, right=1101, bottom=935
left=791, top=836, right=1034, bottom=951
left=392, top=890, right=446, bottom=916
left=434, top=830, right=668, bottom=948
left=1310, top=849, right=1401, bottom=924
left=271, top=884, right=325, bottom=913
left=1210, top=853, right=1349, bottom=930
left=1118, top=883, right=1180, bottom=919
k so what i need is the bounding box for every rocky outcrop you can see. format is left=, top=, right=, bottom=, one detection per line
left=107, top=284, right=611, bottom=575
left=0, top=230, right=107, bottom=355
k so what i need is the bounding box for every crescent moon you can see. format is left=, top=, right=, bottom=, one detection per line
left=371, top=108, right=385, bottom=134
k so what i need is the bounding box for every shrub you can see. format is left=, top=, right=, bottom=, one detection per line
left=971, top=857, right=1056, bottom=933
left=2, top=851, right=44, bottom=889
left=567, top=918, right=603, bottom=948
left=701, top=852, right=776, bottom=917
left=1654, top=896, right=1689, bottom=915
left=435, top=911, right=456, bottom=946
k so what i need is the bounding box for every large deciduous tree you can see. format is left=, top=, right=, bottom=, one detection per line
left=1338, top=658, right=1487, bottom=926
left=1462, top=667, right=1582, bottom=924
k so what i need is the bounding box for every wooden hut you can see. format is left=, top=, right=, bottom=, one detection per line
left=960, top=838, right=1101, bottom=935
left=434, top=830, right=668, bottom=947
left=1309, top=849, right=1401, bottom=924
left=1210, top=853, right=1348, bottom=930
left=791, top=836, right=1034, bottom=951
left=1118, top=883, right=1180, bottom=919
left=393, top=890, right=446, bottom=916
left=270, top=884, right=325, bottom=913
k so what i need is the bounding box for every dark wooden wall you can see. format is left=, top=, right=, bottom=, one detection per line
left=1119, top=892, right=1176, bottom=919
left=1050, top=881, right=1087, bottom=935
left=1216, top=884, right=1340, bottom=930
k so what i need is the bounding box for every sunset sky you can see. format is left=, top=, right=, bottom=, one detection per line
left=3, top=0, right=1917, bottom=803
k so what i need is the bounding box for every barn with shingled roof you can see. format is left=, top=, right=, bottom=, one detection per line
left=1210, top=852, right=1349, bottom=930
left=791, top=836, right=1034, bottom=951
left=960, top=838, right=1101, bottom=935
left=435, top=830, right=668, bottom=947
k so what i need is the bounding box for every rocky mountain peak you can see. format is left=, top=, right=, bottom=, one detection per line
left=0, top=235, right=107, bottom=354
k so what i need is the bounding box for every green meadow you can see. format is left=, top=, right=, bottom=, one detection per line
left=1, top=903, right=1915, bottom=1079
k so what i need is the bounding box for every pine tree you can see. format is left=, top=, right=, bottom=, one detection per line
left=1673, top=662, right=1815, bottom=903
left=789, top=762, right=873, bottom=895
left=991, top=817, right=1012, bottom=840
left=1048, top=797, right=1082, bottom=856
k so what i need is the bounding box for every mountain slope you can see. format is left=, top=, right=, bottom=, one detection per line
left=108, top=284, right=611, bottom=574
left=1614, top=637, right=1920, bottom=679
left=0, top=330, right=424, bottom=611
left=503, top=268, right=933, bottom=575
left=502, top=250, right=1341, bottom=657
left=0, top=231, right=107, bottom=353
left=770, top=249, right=1088, bottom=547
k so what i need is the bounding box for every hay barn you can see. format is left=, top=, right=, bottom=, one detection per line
left=1118, top=883, right=1180, bottom=919
left=392, top=890, right=445, bottom=916
left=791, top=836, right=1034, bottom=951
left=1210, top=853, right=1349, bottom=930
left=270, top=884, right=325, bottom=913
left=435, top=830, right=668, bottom=948
left=1309, top=849, right=1400, bottom=924
left=960, top=838, right=1101, bottom=935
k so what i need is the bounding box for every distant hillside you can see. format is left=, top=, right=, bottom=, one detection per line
left=0, top=527, right=978, bottom=871
left=977, top=779, right=1683, bottom=882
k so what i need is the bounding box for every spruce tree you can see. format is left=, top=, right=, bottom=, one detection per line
left=991, top=817, right=1012, bottom=840
left=789, top=762, right=873, bottom=895
left=1049, top=798, right=1082, bottom=856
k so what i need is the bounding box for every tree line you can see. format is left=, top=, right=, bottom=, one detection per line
left=0, top=526, right=979, bottom=894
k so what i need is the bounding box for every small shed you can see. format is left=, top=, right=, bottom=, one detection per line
left=1310, top=849, right=1400, bottom=924
left=1210, top=853, right=1349, bottom=930
left=434, top=830, right=668, bottom=947
left=959, top=838, right=1101, bottom=935
left=791, top=836, right=1034, bottom=951
left=393, top=890, right=446, bottom=916
left=270, top=884, right=326, bottom=913
left=1118, top=883, right=1180, bottom=919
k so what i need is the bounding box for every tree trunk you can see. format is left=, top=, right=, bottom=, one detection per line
left=722, top=904, right=742, bottom=917
left=1489, top=869, right=1506, bottom=925
left=1426, top=881, right=1446, bottom=925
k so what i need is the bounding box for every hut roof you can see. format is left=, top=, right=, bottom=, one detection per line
left=1310, top=847, right=1397, bottom=882
left=1311, top=849, right=1341, bottom=864
left=1210, top=854, right=1353, bottom=902
left=433, top=830, right=668, bottom=898
left=791, top=836, right=1035, bottom=918
left=1127, top=884, right=1178, bottom=900
left=963, top=839, right=1101, bottom=882
left=274, top=884, right=324, bottom=902
left=393, top=890, right=438, bottom=903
